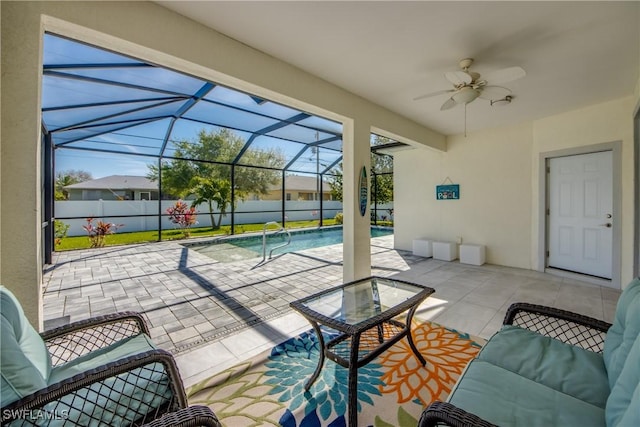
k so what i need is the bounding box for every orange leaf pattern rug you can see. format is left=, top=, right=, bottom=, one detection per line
left=188, top=321, right=484, bottom=427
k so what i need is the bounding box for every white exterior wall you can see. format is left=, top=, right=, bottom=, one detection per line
left=395, top=96, right=636, bottom=288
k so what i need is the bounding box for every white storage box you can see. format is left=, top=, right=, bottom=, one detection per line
left=412, top=239, right=433, bottom=257
left=432, top=241, right=458, bottom=261
left=459, top=244, right=486, bottom=265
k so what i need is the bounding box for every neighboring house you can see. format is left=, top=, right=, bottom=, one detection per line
left=64, top=175, right=159, bottom=201
left=258, top=175, right=333, bottom=201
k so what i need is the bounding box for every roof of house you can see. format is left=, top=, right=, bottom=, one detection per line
left=64, top=175, right=158, bottom=191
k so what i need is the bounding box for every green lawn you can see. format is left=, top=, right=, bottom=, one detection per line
left=55, top=219, right=343, bottom=251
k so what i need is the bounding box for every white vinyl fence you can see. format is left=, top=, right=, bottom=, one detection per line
left=55, top=200, right=394, bottom=237
left=55, top=200, right=393, bottom=236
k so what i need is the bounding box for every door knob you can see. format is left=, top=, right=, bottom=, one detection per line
left=600, top=223, right=612, bottom=228
left=606, top=214, right=612, bottom=219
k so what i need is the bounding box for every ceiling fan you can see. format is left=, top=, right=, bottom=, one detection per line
left=414, top=58, right=526, bottom=110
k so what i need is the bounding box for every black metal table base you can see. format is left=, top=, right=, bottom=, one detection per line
left=303, top=304, right=426, bottom=427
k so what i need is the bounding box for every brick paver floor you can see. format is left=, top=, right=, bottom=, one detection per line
left=43, top=234, right=421, bottom=353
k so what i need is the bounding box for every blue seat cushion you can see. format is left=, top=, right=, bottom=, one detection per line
left=49, top=333, right=158, bottom=384
left=33, top=334, right=175, bottom=426
left=603, top=278, right=640, bottom=389
left=606, top=333, right=640, bottom=427
left=478, top=325, right=609, bottom=408
left=1, top=286, right=52, bottom=406
left=447, top=360, right=605, bottom=427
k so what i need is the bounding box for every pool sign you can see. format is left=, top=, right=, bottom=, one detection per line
left=359, top=166, right=368, bottom=216
left=436, top=184, right=460, bottom=200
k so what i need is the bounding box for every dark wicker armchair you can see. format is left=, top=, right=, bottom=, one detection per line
left=1, top=305, right=188, bottom=426
left=141, top=406, right=221, bottom=427
left=419, top=302, right=612, bottom=427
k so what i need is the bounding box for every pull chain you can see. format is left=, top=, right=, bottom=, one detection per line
left=464, top=103, right=467, bottom=137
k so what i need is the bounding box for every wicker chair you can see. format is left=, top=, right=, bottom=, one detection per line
left=1, top=286, right=194, bottom=426
left=419, top=302, right=614, bottom=427
left=141, top=406, right=221, bottom=427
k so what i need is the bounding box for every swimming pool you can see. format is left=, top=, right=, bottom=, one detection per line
left=187, top=227, right=393, bottom=263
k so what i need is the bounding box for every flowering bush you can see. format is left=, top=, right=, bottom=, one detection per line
left=167, top=200, right=198, bottom=238
left=83, top=218, right=123, bottom=248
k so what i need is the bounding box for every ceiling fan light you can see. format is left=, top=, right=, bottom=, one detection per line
left=452, top=87, right=480, bottom=104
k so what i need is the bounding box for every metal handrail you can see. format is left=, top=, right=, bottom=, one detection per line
left=262, top=221, right=291, bottom=261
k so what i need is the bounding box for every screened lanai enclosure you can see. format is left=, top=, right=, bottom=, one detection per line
left=41, top=34, right=396, bottom=259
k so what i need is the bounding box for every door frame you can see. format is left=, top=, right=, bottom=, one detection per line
left=537, top=141, right=622, bottom=288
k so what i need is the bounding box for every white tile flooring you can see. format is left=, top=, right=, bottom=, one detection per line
left=173, top=255, right=621, bottom=388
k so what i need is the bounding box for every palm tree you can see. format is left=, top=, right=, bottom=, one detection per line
left=190, top=177, right=232, bottom=229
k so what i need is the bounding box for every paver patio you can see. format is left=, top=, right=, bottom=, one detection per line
left=42, top=235, right=417, bottom=352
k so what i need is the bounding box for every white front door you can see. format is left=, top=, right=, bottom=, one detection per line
left=548, top=151, right=613, bottom=279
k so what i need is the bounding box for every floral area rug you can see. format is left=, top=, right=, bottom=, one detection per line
left=187, top=321, right=484, bottom=427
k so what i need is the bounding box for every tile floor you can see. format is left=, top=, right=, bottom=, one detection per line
left=42, top=234, right=621, bottom=388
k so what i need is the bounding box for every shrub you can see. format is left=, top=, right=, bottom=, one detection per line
left=54, top=220, right=70, bottom=247
left=166, top=200, right=198, bottom=238
left=334, top=212, right=343, bottom=224
left=83, top=218, right=123, bottom=248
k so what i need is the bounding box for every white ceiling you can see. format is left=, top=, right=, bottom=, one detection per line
left=157, top=1, right=639, bottom=136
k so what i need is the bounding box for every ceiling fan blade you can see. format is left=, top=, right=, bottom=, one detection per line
left=483, top=66, right=526, bottom=84
left=472, top=79, right=487, bottom=89
left=478, top=85, right=512, bottom=100
left=440, top=98, right=457, bottom=111
left=445, top=71, right=472, bottom=86
left=413, top=89, right=454, bottom=101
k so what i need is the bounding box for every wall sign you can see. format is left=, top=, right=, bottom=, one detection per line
left=436, top=184, right=460, bottom=200
left=359, top=166, right=368, bottom=216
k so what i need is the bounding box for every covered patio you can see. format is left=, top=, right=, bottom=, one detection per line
left=1, top=2, right=638, bottom=425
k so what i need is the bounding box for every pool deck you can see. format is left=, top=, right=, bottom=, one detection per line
left=42, top=234, right=620, bottom=388
left=43, top=234, right=405, bottom=353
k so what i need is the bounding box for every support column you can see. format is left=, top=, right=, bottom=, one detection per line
left=342, top=119, right=371, bottom=282
left=1, top=4, right=44, bottom=328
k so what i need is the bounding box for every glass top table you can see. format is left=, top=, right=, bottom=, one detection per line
left=290, top=276, right=435, bottom=427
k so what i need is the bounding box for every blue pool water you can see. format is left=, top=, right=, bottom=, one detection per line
left=189, top=227, right=392, bottom=262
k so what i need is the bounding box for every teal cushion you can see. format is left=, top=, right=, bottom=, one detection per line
left=0, top=286, right=52, bottom=406
left=604, top=278, right=640, bottom=388
left=611, top=381, right=640, bottom=427
left=606, top=333, right=640, bottom=427
left=49, top=333, right=157, bottom=384
left=448, top=360, right=606, bottom=427
left=44, top=362, right=173, bottom=426
left=478, top=325, right=609, bottom=407
left=42, top=333, right=173, bottom=426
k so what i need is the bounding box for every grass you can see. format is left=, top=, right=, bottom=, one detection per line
left=55, top=219, right=347, bottom=251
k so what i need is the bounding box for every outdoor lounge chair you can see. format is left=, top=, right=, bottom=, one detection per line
left=0, top=285, right=216, bottom=426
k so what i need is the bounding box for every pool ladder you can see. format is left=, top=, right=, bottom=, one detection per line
left=262, top=221, right=291, bottom=261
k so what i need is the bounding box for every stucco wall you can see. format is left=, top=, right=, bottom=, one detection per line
left=395, top=96, right=636, bottom=287
left=394, top=121, right=533, bottom=269
left=533, top=96, right=635, bottom=286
